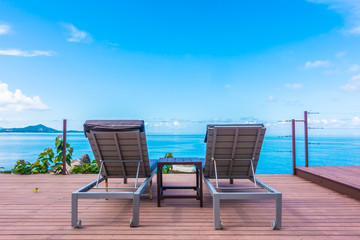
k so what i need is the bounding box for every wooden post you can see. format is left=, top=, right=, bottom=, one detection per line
left=292, top=119, right=296, bottom=175
left=62, top=119, right=67, bottom=175
left=304, top=111, right=309, bottom=167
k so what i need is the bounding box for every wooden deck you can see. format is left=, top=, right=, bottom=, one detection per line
left=296, top=166, right=360, bottom=200
left=1, top=174, right=360, bottom=239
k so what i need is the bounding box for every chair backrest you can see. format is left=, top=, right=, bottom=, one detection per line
left=203, top=124, right=266, bottom=179
left=84, top=120, right=152, bottom=178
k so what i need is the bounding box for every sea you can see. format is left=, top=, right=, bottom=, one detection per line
left=0, top=133, right=359, bottom=174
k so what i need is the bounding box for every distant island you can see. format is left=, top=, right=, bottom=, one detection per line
left=0, top=124, right=81, bottom=133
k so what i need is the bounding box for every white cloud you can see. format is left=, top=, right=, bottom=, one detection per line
left=330, top=119, right=346, bottom=124
left=336, top=51, right=348, bottom=58
left=324, top=69, right=339, bottom=74
left=267, top=95, right=275, bottom=101
left=308, top=118, right=331, bottom=125
left=0, top=24, right=11, bottom=35
left=348, top=64, right=360, bottom=72
left=153, top=122, right=163, bottom=127
left=64, top=23, right=92, bottom=43
left=0, top=82, right=49, bottom=111
left=224, top=84, right=232, bottom=88
left=0, top=49, right=55, bottom=57
left=285, top=83, right=303, bottom=90
left=308, top=1, right=360, bottom=35
left=340, top=84, right=357, bottom=92
left=340, top=74, right=360, bottom=92
left=146, top=120, right=184, bottom=131
left=353, top=116, right=360, bottom=125
left=306, top=117, right=348, bottom=132
left=305, top=60, right=331, bottom=69
left=347, top=26, right=360, bottom=35
left=305, top=116, right=360, bottom=131
left=104, top=40, right=119, bottom=47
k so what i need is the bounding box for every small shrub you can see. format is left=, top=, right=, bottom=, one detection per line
left=50, top=135, right=73, bottom=174
left=71, top=160, right=99, bottom=174
left=12, top=160, right=32, bottom=175
left=32, top=148, right=54, bottom=174
left=0, top=166, right=11, bottom=174
left=162, top=152, right=174, bottom=174
left=11, top=135, right=73, bottom=175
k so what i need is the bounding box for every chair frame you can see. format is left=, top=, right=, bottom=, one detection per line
left=71, top=166, right=156, bottom=228
left=71, top=125, right=156, bottom=228
left=203, top=125, right=282, bottom=230
left=204, top=159, right=282, bottom=230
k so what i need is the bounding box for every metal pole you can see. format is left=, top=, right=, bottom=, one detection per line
left=62, top=119, right=67, bottom=175
left=292, top=119, right=296, bottom=175
left=304, top=111, right=309, bottom=167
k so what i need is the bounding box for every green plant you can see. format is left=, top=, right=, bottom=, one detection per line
left=162, top=152, right=174, bottom=174
left=11, top=135, right=73, bottom=175
left=32, top=148, right=54, bottom=174
left=0, top=167, right=11, bottom=174
left=49, top=135, right=73, bottom=174
left=33, top=187, right=39, bottom=193
left=71, top=159, right=99, bottom=174
left=12, top=160, right=32, bottom=174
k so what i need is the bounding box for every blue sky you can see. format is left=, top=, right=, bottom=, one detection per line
left=0, top=0, right=360, bottom=135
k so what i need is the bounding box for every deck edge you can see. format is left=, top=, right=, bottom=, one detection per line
left=295, top=167, right=360, bottom=200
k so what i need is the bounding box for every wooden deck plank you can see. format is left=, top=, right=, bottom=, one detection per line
left=296, top=166, right=360, bottom=200
left=0, top=174, right=360, bottom=239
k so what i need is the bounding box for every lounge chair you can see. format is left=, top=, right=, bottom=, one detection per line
left=71, top=120, right=156, bottom=228
left=203, top=124, right=282, bottom=230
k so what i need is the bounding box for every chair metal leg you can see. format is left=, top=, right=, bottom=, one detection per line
left=213, top=193, right=222, bottom=230
left=130, top=193, right=140, bottom=227
left=141, top=180, right=153, bottom=199
left=105, top=178, right=108, bottom=200
left=273, top=193, right=282, bottom=230
left=105, top=178, right=108, bottom=191
left=149, top=180, right=153, bottom=200
left=71, top=193, right=81, bottom=228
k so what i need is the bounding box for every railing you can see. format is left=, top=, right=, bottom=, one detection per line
left=285, top=111, right=310, bottom=175
left=62, top=119, right=67, bottom=175
left=286, top=111, right=357, bottom=175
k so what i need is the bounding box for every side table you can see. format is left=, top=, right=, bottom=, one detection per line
left=157, top=158, right=203, bottom=207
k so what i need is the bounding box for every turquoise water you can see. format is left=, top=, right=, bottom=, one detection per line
left=0, top=133, right=359, bottom=174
